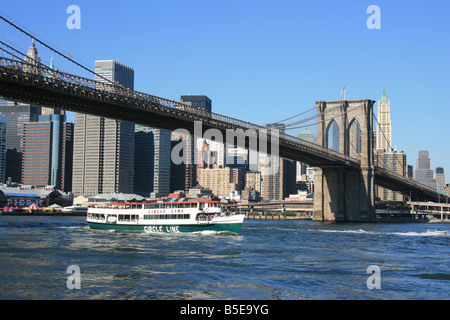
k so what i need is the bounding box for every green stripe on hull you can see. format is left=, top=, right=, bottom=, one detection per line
left=88, top=222, right=243, bottom=234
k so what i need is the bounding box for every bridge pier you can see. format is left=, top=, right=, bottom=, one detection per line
left=313, top=167, right=375, bottom=222
left=313, top=99, right=376, bottom=222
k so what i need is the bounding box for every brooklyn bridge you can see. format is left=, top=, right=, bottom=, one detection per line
left=0, top=16, right=443, bottom=222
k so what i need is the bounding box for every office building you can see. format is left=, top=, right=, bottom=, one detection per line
left=226, top=146, right=248, bottom=187
left=72, top=60, right=135, bottom=196
left=170, top=95, right=213, bottom=192
left=134, top=125, right=171, bottom=198
left=259, top=153, right=296, bottom=201
left=22, top=115, right=73, bottom=191
left=434, top=167, right=446, bottom=193
left=376, top=89, right=392, bottom=151
left=413, top=151, right=437, bottom=190
left=170, top=132, right=196, bottom=192
left=245, top=171, right=261, bottom=194
left=258, top=123, right=297, bottom=201
left=375, top=149, right=407, bottom=201
left=0, top=100, right=41, bottom=183
left=197, top=166, right=242, bottom=197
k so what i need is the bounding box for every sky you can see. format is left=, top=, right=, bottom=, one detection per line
left=1, top=0, right=449, bottom=183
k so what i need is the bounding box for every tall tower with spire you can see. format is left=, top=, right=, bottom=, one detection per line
left=23, top=40, right=41, bottom=75
left=376, top=89, right=392, bottom=151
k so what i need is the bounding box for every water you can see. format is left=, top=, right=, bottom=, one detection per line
left=0, top=216, right=448, bottom=300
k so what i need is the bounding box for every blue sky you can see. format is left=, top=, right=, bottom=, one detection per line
left=1, top=0, right=449, bottom=183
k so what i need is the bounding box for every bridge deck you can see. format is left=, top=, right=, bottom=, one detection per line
left=0, top=58, right=443, bottom=202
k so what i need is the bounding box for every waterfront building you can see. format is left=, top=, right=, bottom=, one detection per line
left=72, top=60, right=135, bottom=196
left=197, top=165, right=242, bottom=197
left=134, top=125, right=171, bottom=198
left=434, top=167, right=446, bottom=193
left=413, top=151, right=437, bottom=190
left=376, top=89, right=392, bottom=151
left=21, top=115, right=73, bottom=192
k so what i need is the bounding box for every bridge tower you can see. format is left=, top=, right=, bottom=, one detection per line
left=313, top=99, right=376, bottom=222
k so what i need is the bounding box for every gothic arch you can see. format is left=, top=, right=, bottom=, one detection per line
left=348, top=117, right=361, bottom=157
left=326, top=119, right=340, bottom=152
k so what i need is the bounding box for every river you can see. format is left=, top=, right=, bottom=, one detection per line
left=0, top=216, right=448, bottom=300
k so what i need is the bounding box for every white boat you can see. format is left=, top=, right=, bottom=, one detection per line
left=87, top=199, right=245, bottom=234
left=61, top=205, right=88, bottom=216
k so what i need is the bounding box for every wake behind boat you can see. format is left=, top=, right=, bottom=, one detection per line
left=87, top=199, right=245, bottom=234
left=426, top=229, right=448, bottom=236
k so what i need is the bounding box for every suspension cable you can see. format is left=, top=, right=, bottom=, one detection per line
left=0, top=15, right=120, bottom=88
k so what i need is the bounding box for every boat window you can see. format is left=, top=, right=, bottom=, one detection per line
left=142, top=214, right=190, bottom=220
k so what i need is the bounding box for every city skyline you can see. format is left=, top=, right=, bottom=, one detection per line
left=0, top=0, right=449, bottom=184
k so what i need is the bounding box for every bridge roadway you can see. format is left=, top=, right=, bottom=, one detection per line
left=0, top=58, right=442, bottom=201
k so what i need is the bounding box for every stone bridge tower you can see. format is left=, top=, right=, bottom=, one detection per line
left=313, top=99, right=376, bottom=222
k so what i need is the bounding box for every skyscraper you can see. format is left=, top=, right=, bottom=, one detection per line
left=258, top=154, right=296, bottom=201
left=22, top=115, right=73, bottom=191
left=0, top=100, right=41, bottom=183
left=72, top=60, right=135, bottom=196
left=23, top=40, right=40, bottom=75
left=258, top=122, right=296, bottom=201
left=170, top=95, right=213, bottom=193
left=376, top=89, right=392, bottom=151
left=134, top=125, right=171, bottom=198
left=376, top=149, right=407, bottom=201
left=434, top=167, right=446, bottom=193
left=0, top=40, right=44, bottom=183
left=170, top=131, right=196, bottom=193
left=414, top=151, right=437, bottom=190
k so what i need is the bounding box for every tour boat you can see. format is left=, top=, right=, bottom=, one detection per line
left=86, top=199, right=245, bottom=234
left=61, top=205, right=88, bottom=216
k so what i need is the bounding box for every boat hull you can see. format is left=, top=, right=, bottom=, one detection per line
left=87, top=221, right=243, bottom=234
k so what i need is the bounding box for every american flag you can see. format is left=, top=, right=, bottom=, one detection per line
left=340, top=87, right=346, bottom=95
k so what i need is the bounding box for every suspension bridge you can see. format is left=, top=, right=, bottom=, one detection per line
left=0, top=15, right=444, bottom=222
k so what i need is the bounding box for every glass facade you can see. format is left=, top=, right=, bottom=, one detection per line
left=134, top=125, right=171, bottom=198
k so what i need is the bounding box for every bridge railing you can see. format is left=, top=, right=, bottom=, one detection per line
left=375, top=166, right=438, bottom=194
left=0, top=57, right=360, bottom=165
